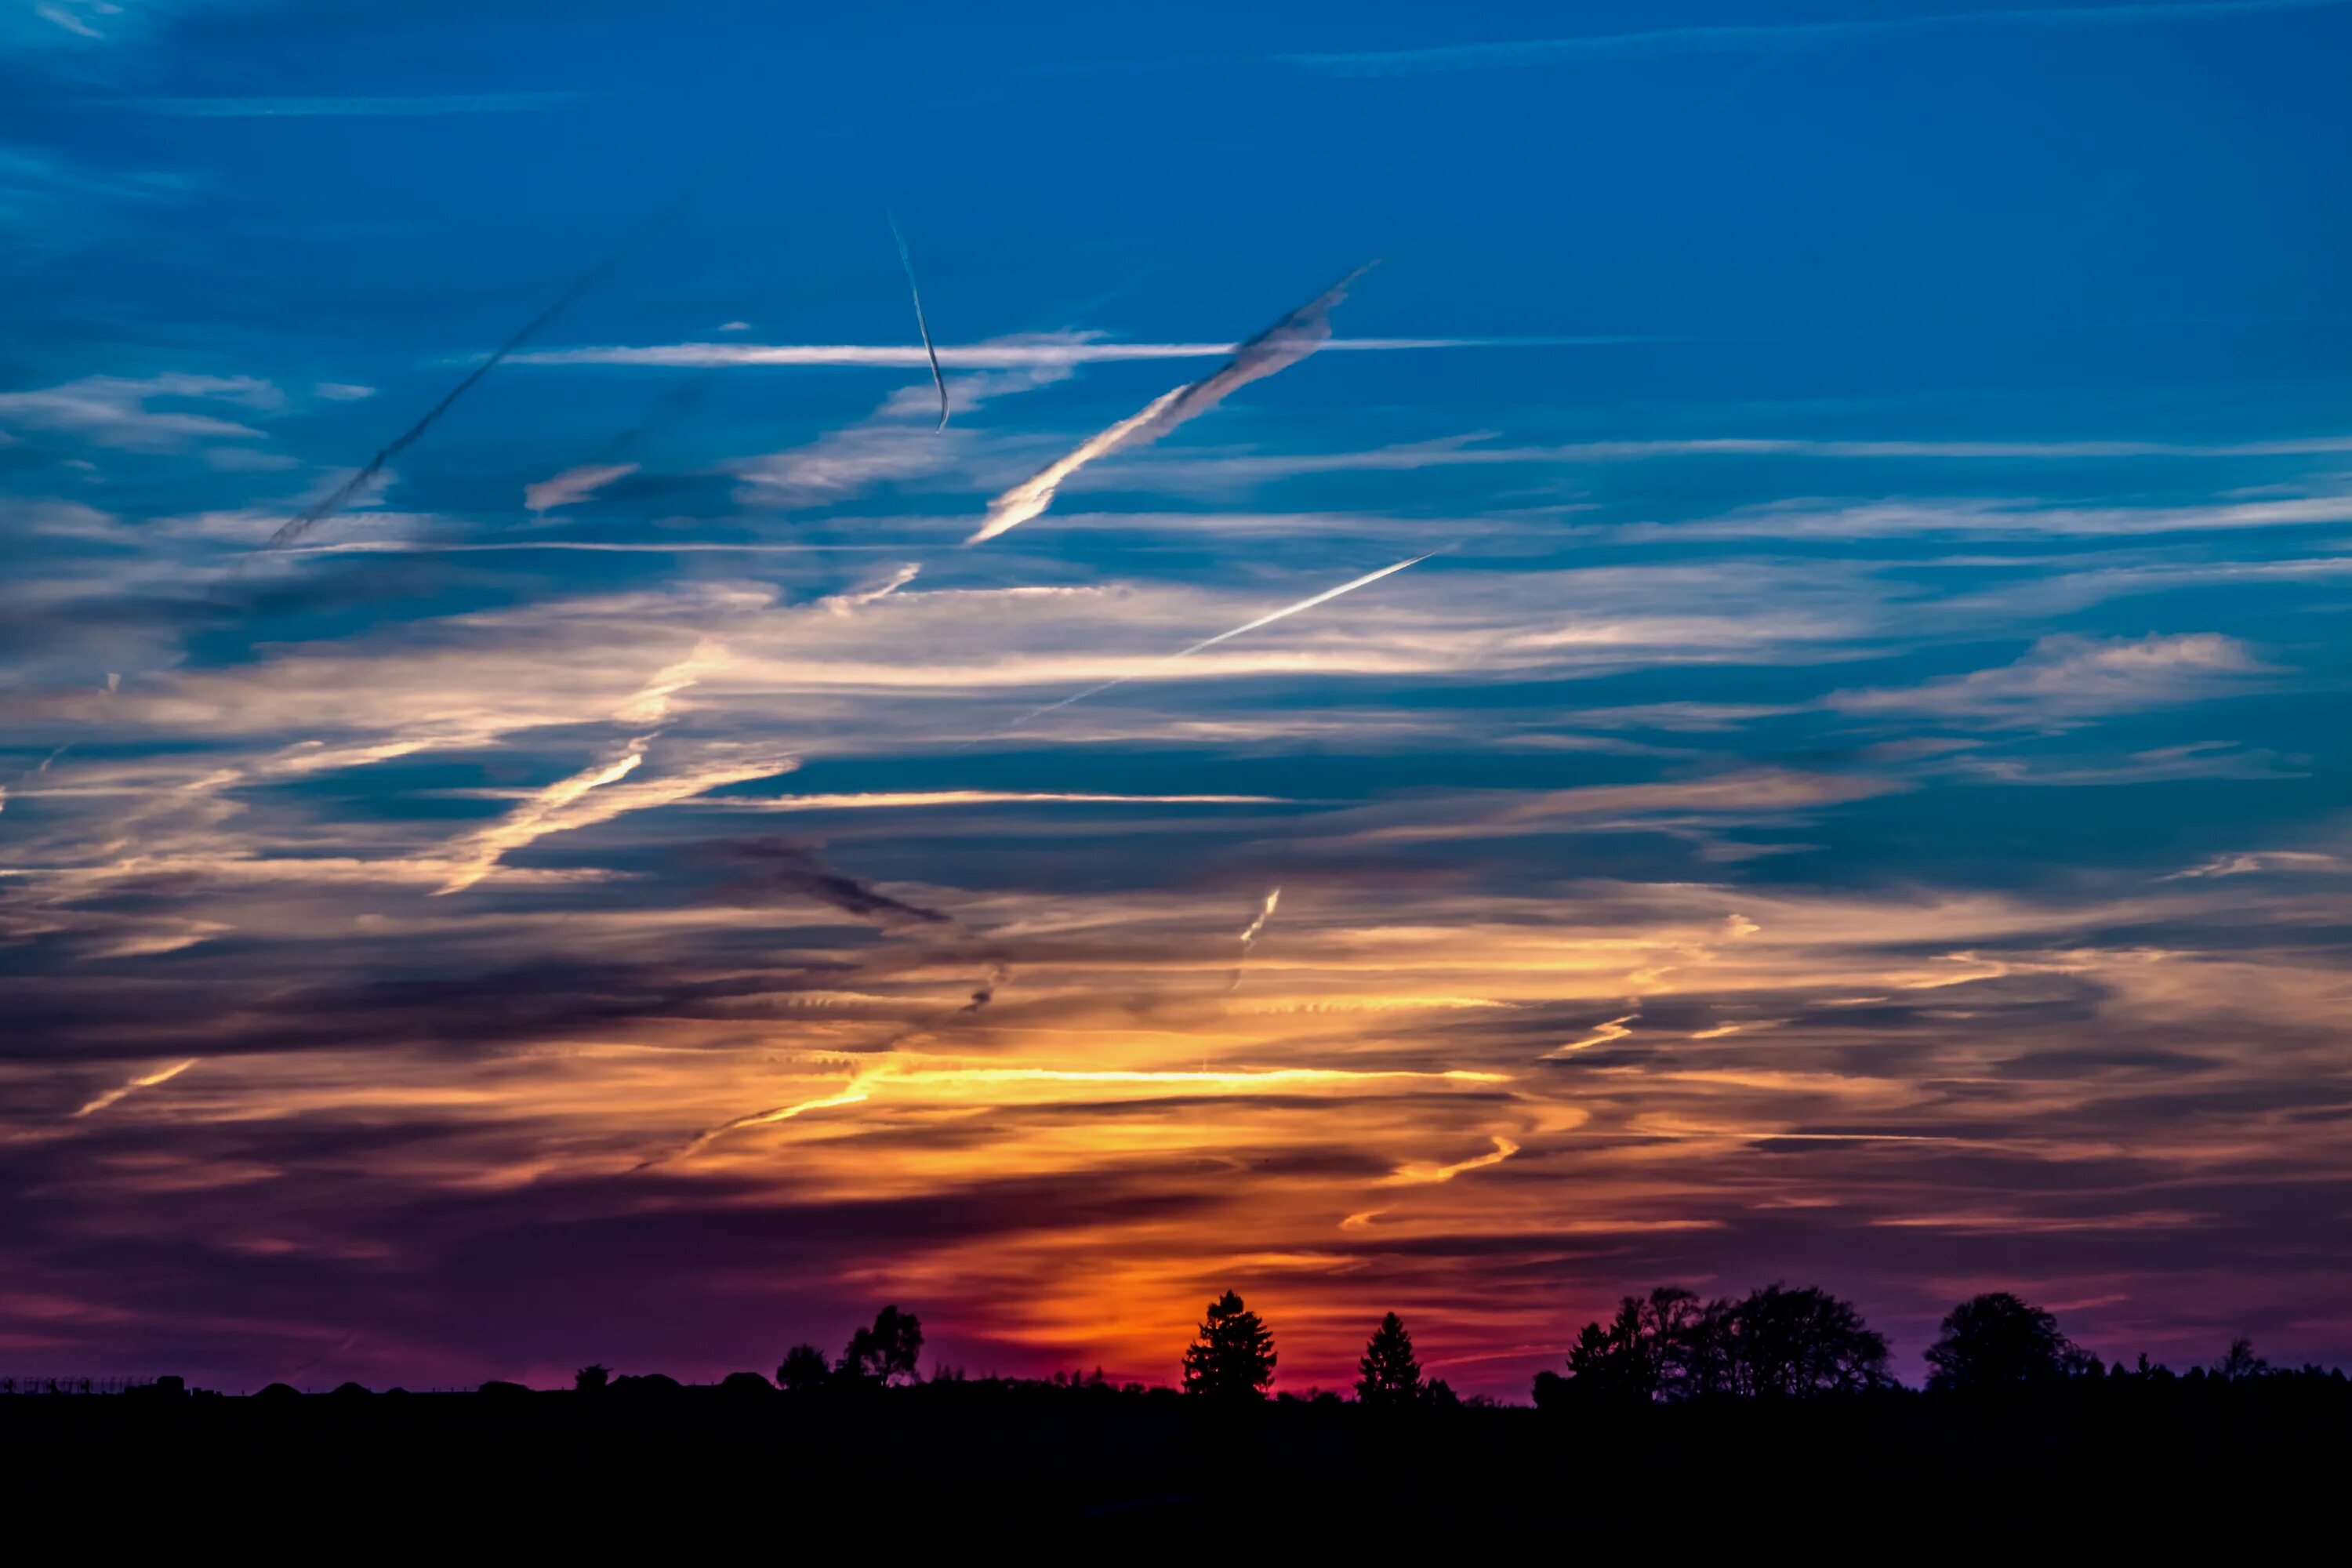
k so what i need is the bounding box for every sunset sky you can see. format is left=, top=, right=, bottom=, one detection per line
left=5, top=0, right=2350, bottom=1397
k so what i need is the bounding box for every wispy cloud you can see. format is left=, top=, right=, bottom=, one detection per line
left=1384, top=1134, right=1520, bottom=1185
left=704, top=839, right=954, bottom=928
left=971, top=267, right=1374, bottom=543
left=1287, top=1, right=2350, bottom=76
left=74, top=1058, right=197, bottom=1118
left=0, top=374, right=279, bottom=450
left=732, top=790, right=1287, bottom=811
left=524, top=463, right=638, bottom=515
left=2168, top=849, right=2352, bottom=879
left=430, top=742, right=797, bottom=895
left=1831, top=633, right=2266, bottom=721
left=127, top=93, right=590, bottom=117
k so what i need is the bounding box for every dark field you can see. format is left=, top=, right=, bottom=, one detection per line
left=9, top=1376, right=2346, bottom=1541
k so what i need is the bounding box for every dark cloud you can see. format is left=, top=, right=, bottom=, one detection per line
left=701, top=837, right=953, bottom=929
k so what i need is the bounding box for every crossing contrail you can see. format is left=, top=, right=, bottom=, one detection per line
left=888, top=211, right=949, bottom=432
left=1004, top=551, right=1430, bottom=730
left=267, top=180, right=710, bottom=547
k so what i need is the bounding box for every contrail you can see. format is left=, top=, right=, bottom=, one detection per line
left=267, top=182, right=707, bottom=548
left=1004, top=552, right=1430, bottom=730
left=650, top=1076, right=881, bottom=1167
left=887, top=211, right=949, bottom=432
left=1228, top=885, right=1282, bottom=993
left=1287, top=0, right=2352, bottom=74
left=74, top=1058, right=197, bottom=1118
left=968, top=263, right=1374, bottom=544
left=646, top=947, right=1008, bottom=1169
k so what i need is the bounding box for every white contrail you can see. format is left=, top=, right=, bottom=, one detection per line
left=887, top=212, right=949, bottom=431
left=74, top=1058, right=198, bottom=1118
left=1238, top=887, right=1281, bottom=950
left=967, top=264, right=1374, bottom=544
left=651, top=1077, right=881, bottom=1167
left=1289, top=0, right=2351, bottom=74
left=1005, top=552, right=1430, bottom=728
left=1228, top=886, right=1283, bottom=993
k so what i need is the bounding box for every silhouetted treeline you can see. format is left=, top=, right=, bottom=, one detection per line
left=8, top=1290, right=2349, bottom=1542
left=11, top=1282, right=2343, bottom=1410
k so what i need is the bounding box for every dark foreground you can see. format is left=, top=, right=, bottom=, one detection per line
left=9, top=1377, right=2347, bottom=1542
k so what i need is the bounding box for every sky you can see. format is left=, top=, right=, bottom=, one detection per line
left=3, top=0, right=2350, bottom=1398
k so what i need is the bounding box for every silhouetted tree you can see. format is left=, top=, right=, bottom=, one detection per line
left=1718, top=1283, right=1890, bottom=1397
left=1183, top=1290, right=1276, bottom=1401
left=1926, top=1292, right=2079, bottom=1392
left=574, top=1363, right=609, bottom=1394
left=777, top=1343, right=830, bottom=1393
left=1561, top=1286, right=1716, bottom=1402
left=841, top=1305, right=924, bottom=1385
left=2216, top=1338, right=2270, bottom=1383
left=1356, top=1312, right=1425, bottom=1406
left=1556, top=1282, right=1888, bottom=1403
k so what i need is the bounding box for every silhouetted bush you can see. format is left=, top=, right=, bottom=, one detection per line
left=608, top=1373, right=681, bottom=1396
left=719, top=1370, right=774, bottom=1396
left=575, top=1363, right=610, bottom=1394
left=777, top=1343, right=829, bottom=1394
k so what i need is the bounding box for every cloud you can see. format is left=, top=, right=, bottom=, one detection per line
left=731, top=361, right=1075, bottom=510
left=2169, top=850, right=2352, bottom=879
left=434, top=742, right=796, bottom=895
left=524, top=463, right=639, bottom=515
left=730, top=790, right=1290, bottom=811
left=1651, top=492, right=2352, bottom=542
left=970, top=267, right=1372, bottom=543
left=8, top=1, right=257, bottom=49
left=1383, top=1135, right=1520, bottom=1185
left=1831, top=634, right=2265, bottom=721
left=1547, top=1015, right=1637, bottom=1058
left=73, top=1058, right=196, bottom=1117
left=1094, top=434, right=2352, bottom=494
left=0, top=374, right=280, bottom=450
left=1340, top=770, right=1900, bottom=844
left=1286, top=1, right=2350, bottom=75
left=821, top=564, right=922, bottom=615
left=127, top=93, right=589, bottom=116
left=703, top=839, right=954, bottom=929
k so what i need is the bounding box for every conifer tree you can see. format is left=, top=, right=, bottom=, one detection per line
left=1356, top=1312, right=1425, bottom=1406
left=1182, top=1290, right=1276, bottom=1400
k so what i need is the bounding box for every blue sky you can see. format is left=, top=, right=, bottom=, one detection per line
left=4, top=1, right=2350, bottom=1394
